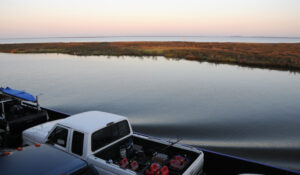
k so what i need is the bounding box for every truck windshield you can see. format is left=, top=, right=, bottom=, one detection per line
left=91, top=120, right=130, bottom=152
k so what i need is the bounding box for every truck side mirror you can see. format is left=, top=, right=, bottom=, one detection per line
left=57, top=139, right=65, bottom=145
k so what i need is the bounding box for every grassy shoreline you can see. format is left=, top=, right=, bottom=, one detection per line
left=0, top=42, right=300, bottom=71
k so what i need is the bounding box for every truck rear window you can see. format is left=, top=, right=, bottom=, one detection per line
left=91, top=120, right=130, bottom=152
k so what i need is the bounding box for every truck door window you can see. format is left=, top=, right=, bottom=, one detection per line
left=92, top=120, right=130, bottom=151
left=47, top=126, right=68, bottom=147
left=70, top=165, right=98, bottom=175
left=72, top=131, right=84, bottom=156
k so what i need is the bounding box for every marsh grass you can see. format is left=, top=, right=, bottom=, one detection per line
left=1, top=42, right=300, bottom=71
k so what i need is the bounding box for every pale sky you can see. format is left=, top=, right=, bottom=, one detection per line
left=0, top=0, right=299, bottom=38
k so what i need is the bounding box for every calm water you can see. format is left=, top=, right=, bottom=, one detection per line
left=0, top=53, right=300, bottom=172
left=0, top=36, right=300, bottom=44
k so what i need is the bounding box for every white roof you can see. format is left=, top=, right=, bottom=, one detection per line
left=58, top=111, right=127, bottom=134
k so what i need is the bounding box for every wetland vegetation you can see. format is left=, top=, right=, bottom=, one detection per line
left=0, top=42, right=300, bottom=71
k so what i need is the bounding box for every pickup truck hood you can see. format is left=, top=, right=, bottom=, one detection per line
left=22, top=119, right=62, bottom=144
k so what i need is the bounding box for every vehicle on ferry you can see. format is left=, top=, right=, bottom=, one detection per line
left=0, top=87, right=299, bottom=175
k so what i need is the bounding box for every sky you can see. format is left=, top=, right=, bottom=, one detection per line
left=0, top=0, right=300, bottom=38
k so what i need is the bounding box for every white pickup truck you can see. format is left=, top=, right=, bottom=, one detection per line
left=22, top=111, right=204, bottom=175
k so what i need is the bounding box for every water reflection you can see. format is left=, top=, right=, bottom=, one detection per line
left=0, top=53, right=300, bottom=171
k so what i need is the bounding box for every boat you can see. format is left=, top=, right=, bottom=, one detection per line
left=0, top=87, right=49, bottom=146
left=0, top=87, right=299, bottom=175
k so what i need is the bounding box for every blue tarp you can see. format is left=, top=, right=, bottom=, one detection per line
left=0, top=87, right=36, bottom=102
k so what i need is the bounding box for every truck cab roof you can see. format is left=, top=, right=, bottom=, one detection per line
left=0, top=144, right=90, bottom=175
left=59, top=111, right=128, bottom=134
left=22, top=111, right=132, bottom=157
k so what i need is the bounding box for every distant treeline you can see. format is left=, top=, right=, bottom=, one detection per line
left=0, top=42, right=300, bottom=71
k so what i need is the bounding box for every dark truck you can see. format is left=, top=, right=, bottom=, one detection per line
left=0, top=87, right=49, bottom=146
left=0, top=144, right=98, bottom=175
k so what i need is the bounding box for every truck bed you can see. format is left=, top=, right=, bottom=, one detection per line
left=94, top=135, right=201, bottom=175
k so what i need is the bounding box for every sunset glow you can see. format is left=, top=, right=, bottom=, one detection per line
left=0, top=0, right=299, bottom=38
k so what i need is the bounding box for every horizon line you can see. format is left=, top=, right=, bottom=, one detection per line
left=1, top=35, right=300, bottom=40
